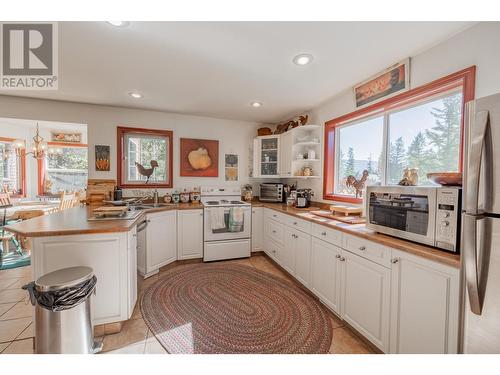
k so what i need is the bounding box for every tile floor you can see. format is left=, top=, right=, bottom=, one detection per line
left=0, top=254, right=376, bottom=354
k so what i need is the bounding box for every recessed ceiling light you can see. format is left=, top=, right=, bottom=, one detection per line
left=128, top=91, right=143, bottom=99
left=293, top=54, right=313, bottom=66
left=106, top=21, right=129, bottom=27
left=251, top=102, right=262, bottom=108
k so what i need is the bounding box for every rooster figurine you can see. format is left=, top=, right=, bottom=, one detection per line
left=135, top=160, right=159, bottom=183
left=346, top=169, right=369, bottom=198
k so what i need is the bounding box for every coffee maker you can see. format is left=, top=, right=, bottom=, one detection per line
left=295, top=189, right=314, bottom=208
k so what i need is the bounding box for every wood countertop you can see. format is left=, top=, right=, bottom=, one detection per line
left=5, top=203, right=202, bottom=238
left=253, top=202, right=461, bottom=269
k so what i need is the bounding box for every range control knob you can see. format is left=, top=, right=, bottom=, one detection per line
left=443, top=212, right=450, bottom=218
left=442, top=220, right=450, bottom=227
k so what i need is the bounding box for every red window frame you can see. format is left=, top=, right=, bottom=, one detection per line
left=117, top=126, right=174, bottom=189
left=323, top=66, right=476, bottom=204
left=37, top=141, right=88, bottom=195
left=0, top=137, right=26, bottom=198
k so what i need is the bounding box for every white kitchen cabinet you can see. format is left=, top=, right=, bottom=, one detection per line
left=253, top=135, right=280, bottom=178
left=32, top=229, right=136, bottom=325
left=311, top=237, right=342, bottom=314
left=341, top=250, right=391, bottom=352
left=177, top=209, right=204, bottom=260
left=281, top=226, right=297, bottom=275
left=389, top=249, right=460, bottom=354
left=251, top=207, right=263, bottom=252
left=280, top=131, right=293, bottom=177
left=293, top=229, right=312, bottom=287
left=145, top=210, right=177, bottom=276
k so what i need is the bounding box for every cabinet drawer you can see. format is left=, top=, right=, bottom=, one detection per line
left=265, top=218, right=284, bottom=244
left=311, top=223, right=342, bottom=247
left=342, top=234, right=391, bottom=268
left=283, top=215, right=311, bottom=234
left=265, top=236, right=281, bottom=262
left=264, top=208, right=287, bottom=224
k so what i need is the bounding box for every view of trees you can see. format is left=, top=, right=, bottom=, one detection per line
left=336, top=92, right=462, bottom=193
left=128, top=137, right=168, bottom=182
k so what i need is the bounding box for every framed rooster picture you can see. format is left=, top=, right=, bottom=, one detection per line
left=117, top=126, right=173, bottom=188
left=180, top=138, right=219, bottom=177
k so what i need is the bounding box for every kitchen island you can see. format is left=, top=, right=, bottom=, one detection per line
left=5, top=203, right=202, bottom=330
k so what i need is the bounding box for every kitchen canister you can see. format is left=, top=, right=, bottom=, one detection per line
left=180, top=190, right=190, bottom=203
left=172, top=191, right=180, bottom=204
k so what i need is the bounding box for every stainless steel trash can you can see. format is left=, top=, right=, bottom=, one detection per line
left=24, top=266, right=103, bottom=354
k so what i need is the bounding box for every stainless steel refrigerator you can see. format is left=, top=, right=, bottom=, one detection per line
left=461, top=92, right=500, bottom=353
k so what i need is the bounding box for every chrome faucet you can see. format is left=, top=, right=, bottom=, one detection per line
left=153, top=189, right=159, bottom=205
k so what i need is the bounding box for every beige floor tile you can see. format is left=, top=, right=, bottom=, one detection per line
left=102, top=318, right=149, bottom=352
left=0, top=278, right=18, bottom=290
left=4, top=277, right=31, bottom=290
left=2, top=338, right=34, bottom=354
left=144, top=331, right=167, bottom=354
left=0, top=317, right=31, bottom=343
left=0, top=289, right=26, bottom=304
left=0, top=300, right=33, bottom=321
left=329, top=327, right=376, bottom=354
left=105, top=341, right=146, bottom=354
left=17, top=323, right=33, bottom=340
left=0, top=342, right=8, bottom=352
left=0, top=303, right=15, bottom=316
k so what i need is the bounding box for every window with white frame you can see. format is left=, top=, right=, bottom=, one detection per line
left=45, top=145, right=88, bottom=193
left=0, top=139, right=23, bottom=195
left=332, top=89, right=463, bottom=198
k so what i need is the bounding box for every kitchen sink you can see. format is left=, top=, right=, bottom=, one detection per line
left=129, top=203, right=177, bottom=210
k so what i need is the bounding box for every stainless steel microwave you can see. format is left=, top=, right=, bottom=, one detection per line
left=366, top=186, right=462, bottom=252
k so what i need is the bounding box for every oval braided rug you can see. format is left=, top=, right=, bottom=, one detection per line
left=141, top=263, right=332, bottom=354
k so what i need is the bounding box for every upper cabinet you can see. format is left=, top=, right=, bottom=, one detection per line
left=253, top=125, right=322, bottom=179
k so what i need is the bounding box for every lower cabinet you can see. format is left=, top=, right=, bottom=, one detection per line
left=389, top=249, right=460, bottom=354
left=311, top=237, right=342, bottom=314
left=252, top=207, right=263, bottom=252
left=177, top=209, right=204, bottom=260
left=282, top=226, right=297, bottom=275
left=341, top=250, right=391, bottom=352
left=145, top=210, right=177, bottom=275
left=294, top=230, right=312, bottom=287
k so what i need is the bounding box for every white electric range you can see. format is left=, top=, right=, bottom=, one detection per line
left=201, top=186, right=251, bottom=262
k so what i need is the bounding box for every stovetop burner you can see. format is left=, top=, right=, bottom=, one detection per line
left=230, top=201, right=245, bottom=204
left=205, top=201, right=220, bottom=205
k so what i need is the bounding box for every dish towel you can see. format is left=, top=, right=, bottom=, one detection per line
left=228, top=207, right=244, bottom=232
left=210, top=207, right=226, bottom=231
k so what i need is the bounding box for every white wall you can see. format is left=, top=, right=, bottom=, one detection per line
left=299, top=21, right=500, bottom=203
left=0, top=97, right=260, bottom=197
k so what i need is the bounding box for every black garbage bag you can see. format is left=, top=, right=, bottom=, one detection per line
left=22, top=275, right=97, bottom=312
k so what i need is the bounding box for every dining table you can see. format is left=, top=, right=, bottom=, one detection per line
left=3, top=200, right=60, bottom=221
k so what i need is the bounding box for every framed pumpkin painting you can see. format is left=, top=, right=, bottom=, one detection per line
left=180, top=138, right=219, bottom=177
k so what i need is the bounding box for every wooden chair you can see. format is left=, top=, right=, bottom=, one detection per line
left=0, top=192, right=11, bottom=207
left=0, top=193, right=22, bottom=256
left=58, top=192, right=78, bottom=211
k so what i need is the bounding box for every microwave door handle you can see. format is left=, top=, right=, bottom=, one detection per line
left=463, top=214, right=485, bottom=315
left=465, top=109, right=489, bottom=215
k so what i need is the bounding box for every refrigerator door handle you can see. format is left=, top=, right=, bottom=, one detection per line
left=465, top=109, right=490, bottom=214
left=463, top=214, right=484, bottom=315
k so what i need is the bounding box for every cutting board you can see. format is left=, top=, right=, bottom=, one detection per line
left=329, top=204, right=363, bottom=216
left=93, top=206, right=128, bottom=218
left=310, top=210, right=366, bottom=224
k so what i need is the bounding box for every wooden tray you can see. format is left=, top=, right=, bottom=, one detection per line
left=329, top=204, right=363, bottom=216
left=310, top=210, right=366, bottom=224
left=93, top=206, right=128, bottom=218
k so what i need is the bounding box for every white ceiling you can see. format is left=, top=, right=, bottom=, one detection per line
left=2, top=21, right=473, bottom=123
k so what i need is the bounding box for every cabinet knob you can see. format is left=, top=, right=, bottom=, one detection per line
left=272, top=250, right=276, bottom=253
left=293, top=222, right=297, bottom=225
left=359, top=246, right=366, bottom=251
left=335, top=254, right=341, bottom=259
left=391, top=258, right=399, bottom=264
left=272, top=230, right=276, bottom=234
left=340, top=256, right=346, bottom=262
left=200, top=213, right=203, bottom=216
left=273, top=214, right=277, bottom=217
left=132, top=234, right=137, bottom=238
left=321, top=231, right=327, bottom=236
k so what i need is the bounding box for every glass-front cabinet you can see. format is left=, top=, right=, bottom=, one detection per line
left=253, top=135, right=280, bottom=177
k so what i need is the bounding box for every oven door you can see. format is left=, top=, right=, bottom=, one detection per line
left=366, top=186, right=437, bottom=246
left=204, top=206, right=251, bottom=241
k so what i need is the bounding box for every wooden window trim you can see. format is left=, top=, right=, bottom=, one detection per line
left=0, top=137, right=26, bottom=198
left=37, top=142, right=89, bottom=195
left=323, top=66, right=476, bottom=203
left=117, top=126, right=174, bottom=189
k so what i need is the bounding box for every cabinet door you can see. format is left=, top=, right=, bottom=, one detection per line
left=294, top=230, right=312, bottom=287
left=253, top=138, right=261, bottom=177
left=252, top=207, right=263, bottom=252
left=147, top=210, right=177, bottom=270
left=341, top=250, right=391, bottom=352
left=177, top=209, right=204, bottom=260
left=281, top=227, right=296, bottom=275
left=259, top=136, right=280, bottom=177
left=280, top=131, right=293, bottom=177
left=311, top=237, right=342, bottom=314
left=390, top=250, right=459, bottom=354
